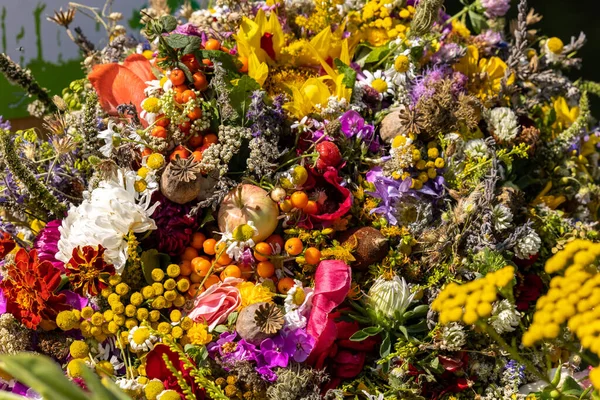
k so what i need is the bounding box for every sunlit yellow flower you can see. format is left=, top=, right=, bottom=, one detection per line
left=237, top=281, right=274, bottom=308
left=531, top=181, right=566, bottom=210
left=235, top=9, right=284, bottom=65
left=454, top=45, right=513, bottom=102
left=552, top=96, right=579, bottom=132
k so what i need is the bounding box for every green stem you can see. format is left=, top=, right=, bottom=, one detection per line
left=478, top=321, right=548, bottom=383
left=446, top=6, right=470, bottom=24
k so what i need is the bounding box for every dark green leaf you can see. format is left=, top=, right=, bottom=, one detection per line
left=363, top=326, right=383, bottom=335
left=141, top=249, right=161, bottom=284
left=229, top=75, right=260, bottom=120
left=561, top=376, right=583, bottom=396
left=165, top=33, right=192, bottom=49
left=364, top=46, right=390, bottom=64
left=380, top=332, right=391, bottom=358
left=349, top=330, right=370, bottom=342
left=196, top=50, right=240, bottom=74
left=398, top=325, right=409, bottom=339
left=160, top=15, right=177, bottom=33
left=158, top=253, right=172, bottom=269
left=334, top=58, right=356, bottom=90
left=200, top=210, right=215, bottom=228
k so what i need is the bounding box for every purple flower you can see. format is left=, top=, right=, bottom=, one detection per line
left=255, top=366, right=278, bottom=382
left=208, top=332, right=258, bottom=366
left=258, top=335, right=293, bottom=368
left=283, top=328, right=315, bottom=362
left=366, top=170, right=413, bottom=225
left=338, top=110, right=379, bottom=152
left=480, top=0, right=510, bottom=18
left=34, top=220, right=64, bottom=271
left=172, top=23, right=202, bottom=37
left=431, top=43, right=466, bottom=64
left=0, top=116, right=11, bottom=131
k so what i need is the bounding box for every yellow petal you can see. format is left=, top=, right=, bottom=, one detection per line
left=248, top=52, right=268, bottom=87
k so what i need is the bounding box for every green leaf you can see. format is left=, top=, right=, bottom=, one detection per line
left=0, top=354, right=88, bottom=400
left=349, top=330, right=370, bottom=342
left=334, top=58, right=356, bottom=90
left=159, top=15, right=177, bottom=33
left=350, top=326, right=383, bottom=341
left=380, top=332, right=391, bottom=358
left=200, top=210, right=215, bottom=228
left=229, top=75, right=260, bottom=120
left=398, top=325, right=409, bottom=339
left=468, top=10, right=488, bottom=34
left=213, top=324, right=228, bottom=333
left=227, top=311, right=239, bottom=325
left=364, top=46, right=390, bottom=64
left=158, top=253, right=172, bottom=269
left=363, top=326, right=383, bottom=335
left=80, top=365, right=130, bottom=400
left=561, top=376, right=583, bottom=396
left=141, top=249, right=161, bottom=284
left=165, top=33, right=191, bottom=49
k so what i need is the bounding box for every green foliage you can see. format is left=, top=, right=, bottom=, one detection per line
left=0, top=353, right=130, bottom=400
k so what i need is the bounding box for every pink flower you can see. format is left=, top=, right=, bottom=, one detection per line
left=188, top=277, right=243, bottom=331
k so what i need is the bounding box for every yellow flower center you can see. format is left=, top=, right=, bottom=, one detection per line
left=293, top=287, right=306, bottom=306
left=233, top=224, right=255, bottom=241
left=132, top=327, right=151, bottom=345
left=547, top=37, right=564, bottom=54
left=142, top=97, right=161, bottom=113
left=394, top=55, right=410, bottom=73
left=146, top=153, right=165, bottom=170
left=392, top=135, right=407, bottom=148
left=371, top=78, right=388, bottom=93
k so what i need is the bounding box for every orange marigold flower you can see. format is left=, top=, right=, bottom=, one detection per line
left=0, top=231, right=16, bottom=258
left=65, top=245, right=116, bottom=296
left=0, top=248, right=68, bottom=329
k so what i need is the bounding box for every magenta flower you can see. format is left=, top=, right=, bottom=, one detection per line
left=34, top=219, right=64, bottom=271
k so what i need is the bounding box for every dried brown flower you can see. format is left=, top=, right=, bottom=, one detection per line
left=47, top=8, right=76, bottom=28
left=254, top=303, right=284, bottom=335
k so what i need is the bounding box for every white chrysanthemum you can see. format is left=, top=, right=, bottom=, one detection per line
left=56, top=170, right=159, bottom=273
left=360, top=70, right=396, bottom=98
left=464, top=139, right=490, bottom=159
left=283, top=280, right=314, bottom=329
left=492, top=204, right=513, bottom=231
left=128, top=326, right=158, bottom=352
left=367, top=276, right=415, bottom=324
left=115, top=377, right=143, bottom=392
left=490, top=300, right=520, bottom=334
left=487, top=107, right=520, bottom=142
left=514, top=227, right=541, bottom=260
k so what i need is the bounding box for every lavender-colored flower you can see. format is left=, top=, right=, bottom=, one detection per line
left=0, top=116, right=11, bottom=131
left=366, top=170, right=413, bottom=226
left=505, top=360, right=526, bottom=381
left=431, top=43, right=466, bottom=64
left=258, top=335, right=293, bottom=368
left=34, top=220, right=64, bottom=271
left=339, top=110, right=379, bottom=152
left=172, top=23, right=202, bottom=36
left=255, top=365, right=278, bottom=382
left=208, top=332, right=258, bottom=366
left=480, top=0, right=510, bottom=18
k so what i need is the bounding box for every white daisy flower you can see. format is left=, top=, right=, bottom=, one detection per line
left=128, top=326, right=158, bottom=352
left=97, top=121, right=120, bottom=157
left=218, top=221, right=259, bottom=261
left=360, top=70, right=396, bottom=98
left=385, top=50, right=416, bottom=87
left=283, top=280, right=314, bottom=329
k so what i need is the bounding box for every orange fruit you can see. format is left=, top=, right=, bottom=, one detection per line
left=169, top=146, right=190, bottom=161
left=155, top=115, right=170, bottom=127
left=205, top=39, right=221, bottom=50
left=170, top=69, right=186, bottom=85
left=188, top=133, right=204, bottom=148
left=190, top=272, right=202, bottom=283
left=284, top=238, right=303, bottom=256
left=238, top=56, right=249, bottom=73
left=191, top=150, right=203, bottom=162
left=190, top=232, right=206, bottom=250
left=203, top=274, right=220, bottom=289
left=203, top=238, right=217, bottom=255
left=290, top=191, right=309, bottom=209
left=303, top=200, right=318, bottom=215
left=180, top=260, right=192, bottom=276
left=188, top=283, right=201, bottom=297
left=181, top=90, right=197, bottom=103
left=256, top=261, right=275, bottom=278
left=151, top=126, right=167, bottom=138
left=221, top=265, right=241, bottom=279
left=217, top=252, right=232, bottom=266
left=254, top=242, right=272, bottom=261
left=304, top=247, right=321, bottom=265
left=179, top=121, right=192, bottom=133
left=280, top=199, right=293, bottom=213
left=181, top=54, right=200, bottom=72
left=191, top=257, right=211, bottom=277
left=141, top=147, right=153, bottom=157
left=193, top=71, right=208, bottom=91
left=181, top=246, right=199, bottom=261
left=187, top=107, right=202, bottom=121
left=203, top=133, right=218, bottom=145
left=277, top=277, right=296, bottom=294
left=239, top=263, right=253, bottom=278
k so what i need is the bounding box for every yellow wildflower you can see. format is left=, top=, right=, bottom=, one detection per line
left=187, top=323, right=213, bottom=345
left=237, top=281, right=274, bottom=308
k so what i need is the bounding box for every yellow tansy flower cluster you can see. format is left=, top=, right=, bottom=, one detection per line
left=523, top=240, right=600, bottom=360
left=388, top=136, right=445, bottom=190
left=431, top=266, right=515, bottom=325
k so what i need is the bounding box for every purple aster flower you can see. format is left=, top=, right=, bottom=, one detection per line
left=366, top=172, right=413, bottom=226
left=255, top=366, right=278, bottom=382
left=0, top=116, right=11, bottom=131
left=283, top=328, right=315, bottom=363
left=34, top=219, right=64, bottom=271
left=431, top=43, right=466, bottom=64
left=480, top=0, right=510, bottom=18
left=339, top=111, right=379, bottom=151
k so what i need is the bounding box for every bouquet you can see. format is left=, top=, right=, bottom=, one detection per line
left=1, top=0, right=600, bottom=398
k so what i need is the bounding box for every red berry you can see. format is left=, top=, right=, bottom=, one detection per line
left=315, top=141, right=342, bottom=169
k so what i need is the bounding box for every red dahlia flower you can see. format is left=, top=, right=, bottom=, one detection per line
left=146, top=344, right=205, bottom=399
left=65, top=245, right=116, bottom=297
left=0, top=248, right=68, bottom=329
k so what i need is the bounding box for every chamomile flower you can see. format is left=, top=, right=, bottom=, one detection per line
left=98, top=121, right=121, bottom=157
left=144, top=78, right=172, bottom=97
left=219, top=221, right=259, bottom=261
left=360, top=70, right=396, bottom=98
left=283, top=280, right=314, bottom=329
left=386, top=50, right=416, bottom=87
left=128, top=326, right=158, bottom=352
